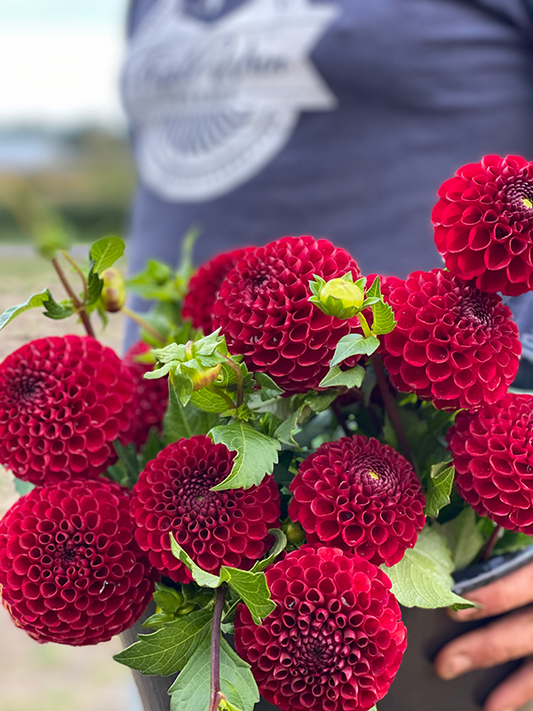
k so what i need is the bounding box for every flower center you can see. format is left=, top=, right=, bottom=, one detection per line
left=10, top=373, right=43, bottom=403
left=459, top=295, right=492, bottom=327
left=44, top=533, right=93, bottom=580
left=504, top=180, right=533, bottom=216
left=350, top=454, right=398, bottom=497
left=175, top=473, right=220, bottom=516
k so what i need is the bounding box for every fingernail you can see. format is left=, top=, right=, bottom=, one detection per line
left=440, top=654, right=472, bottom=679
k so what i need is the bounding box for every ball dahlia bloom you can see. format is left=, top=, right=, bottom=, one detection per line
left=234, top=545, right=406, bottom=711
left=0, top=335, right=136, bottom=484
left=448, top=394, right=533, bottom=532
left=213, top=235, right=362, bottom=393
left=381, top=269, right=520, bottom=411
left=433, top=154, right=533, bottom=296
left=123, top=341, right=169, bottom=448
left=182, top=246, right=253, bottom=335
left=131, top=435, right=281, bottom=582
left=289, top=436, right=425, bottom=566
left=0, top=478, right=156, bottom=645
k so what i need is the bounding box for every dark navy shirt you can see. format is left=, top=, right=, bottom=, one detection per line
left=123, top=0, right=533, bottom=335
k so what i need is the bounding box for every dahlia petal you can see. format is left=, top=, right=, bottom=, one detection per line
left=0, top=479, right=156, bottom=645
left=131, top=436, right=280, bottom=578
left=213, top=236, right=362, bottom=393
left=0, top=336, right=135, bottom=484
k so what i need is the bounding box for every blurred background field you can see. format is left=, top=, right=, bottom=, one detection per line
left=0, top=1, right=135, bottom=710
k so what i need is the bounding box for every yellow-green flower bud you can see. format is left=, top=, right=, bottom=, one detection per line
left=320, top=278, right=364, bottom=311
left=282, top=519, right=306, bottom=546
left=191, top=363, right=222, bottom=391
left=101, top=267, right=126, bottom=313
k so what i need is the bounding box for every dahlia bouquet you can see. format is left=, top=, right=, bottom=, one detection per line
left=0, top=154, right=532, bottom=711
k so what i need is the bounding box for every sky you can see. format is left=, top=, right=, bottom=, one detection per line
left=0, top=0, right=129, bottom=129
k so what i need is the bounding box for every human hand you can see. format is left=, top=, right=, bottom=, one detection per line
left=434, top=563, right=533, bottom=711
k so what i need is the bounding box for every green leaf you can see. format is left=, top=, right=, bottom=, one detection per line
left=86, top=269, right=104, bottom=307
left=255, top=372, right=284, bottom=399
left=14, top=478, right=35, bottom=496
left=189, top=387, right=233, bottom=414
left=366, top=276, right=382, bottom=299
left=89, top=236, right=125, bottom=275
left=169, top=635, right=259, bottom=711
left=164, top=383, right=218, bottom=445
left=251, top=529, right=287, bottom=573
left=219, top=567, right=275, bottom=625
left=209, top=423, right=280, bottom=490
left=330, top=334, right=380, bottom=367
left=218, top=700, right=243, bottom=711
left=43, top=293, right=74, bottom=320
left=142, top=611, right=176, bottom=630
left=371, top=299, right=396, bottom=336
left=304, top=390, right=339, bottom=413
left=153, top=582, right=184, bottom=614
left=114, top=608, right=212, bottom=676
left=0, top=289, right=50, bottom=331
left=319, top=364, right=365, bottom=389
left=384, top=527, right=473, bottom=609
left=424, top=463, right=455, bottom=517
left=170, top=537, right=275, bottom=624
left=170, top=536, right=222, bottom=588
left=493, top=530, right=533, bottom=556
left=274, top=407, right=303, bottom=447
left=435, top=509, right=485, bottom=572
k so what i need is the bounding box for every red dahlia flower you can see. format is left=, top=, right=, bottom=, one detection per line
left=182, top=246, right=253, bottom=335
left=381, top=269, right=520, bottom=411
left=0, top=335, right=136, bottom=484
left=448, top=394, right=533, bottom=533
left=433, top=154, right=533, bottom=296
left=234, top=545, right=406, bottom=711
left=289, top=436, right=425, bottom=566
left=213, top=235, right=362, bottom=393
left=123, top=341, right=169, bottom=448
left=0, top=478, right=156, bottom=645
left=131, top=435, right=280, bottom=582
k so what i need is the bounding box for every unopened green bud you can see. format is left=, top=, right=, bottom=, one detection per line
left=320, top=278, right=364, bottom=311
left=177, top=603, right=196, bottom=616
left=191, top=363, right=222, bottom=391
left=101, top=267, right=126, bottom=313
left=309, top=273, right=366, bottom=320
left=282, top=520, right=306, bottom=546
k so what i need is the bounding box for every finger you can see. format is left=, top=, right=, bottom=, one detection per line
left=450, top=564, right=533, bottom=621
left=435, top=607, right=533, bottom=680
left=484, top=658, right=533, bottom=711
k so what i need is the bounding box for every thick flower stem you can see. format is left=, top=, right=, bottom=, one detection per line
left=208, top=586, right=227, bottom=711
left=480, top=525, right=503, bottom=562
left=121, top=306, right=166, bottom=344
left=371, top=352, right=418, bottom=476
left=52, top=257, right=95, bottom=338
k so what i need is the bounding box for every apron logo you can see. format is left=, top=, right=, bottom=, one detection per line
left=122, top=0, right=339, bottom=202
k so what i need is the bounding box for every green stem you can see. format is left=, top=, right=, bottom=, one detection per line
left=52, top=257, right=95, bottom=338
left=61, top=249, right=88, bottom=304
left=208, top=586, right=226, bottom=711
left=122, top=306, right=166, bottom=344
left=357, top=312, right=372, bottom=338
left=222, top=356, right=244, bottom=408
left=480, top=525, right=503, bottom=562
left=371, top=351, right=418, bottom=475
